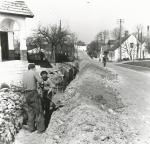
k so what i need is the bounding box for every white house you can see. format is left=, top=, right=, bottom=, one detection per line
left=106, top=35, right=140, bottom=61
left=140, top=42, right=150, bottom=59
left=77, top=45, right=87, bottom=51
left=75, top=45, right=87, bottom=51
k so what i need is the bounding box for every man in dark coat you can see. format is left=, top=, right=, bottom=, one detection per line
left=102, top=55, right=108, bottom=67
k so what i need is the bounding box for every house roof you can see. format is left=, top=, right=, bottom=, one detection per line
left=0, top=0, right=34, bottom=18
left=105, top=35, right=131, bottom=52
left=107, top=40, right=116, bottom=45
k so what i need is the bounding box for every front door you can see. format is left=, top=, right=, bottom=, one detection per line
left=0, top=32, right=9, bottom=61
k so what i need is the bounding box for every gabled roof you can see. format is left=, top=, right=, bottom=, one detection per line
left=105, top=35, right=132, bottom=52
left=108, top=40, right=116, bottom=45
left=0, top=0, right=34, bottom=18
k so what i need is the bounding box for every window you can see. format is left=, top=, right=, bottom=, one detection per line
left=130, top=43, right=134, bottom=48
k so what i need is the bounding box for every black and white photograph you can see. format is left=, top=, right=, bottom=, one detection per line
left=0, top=0, right=150, bottom=143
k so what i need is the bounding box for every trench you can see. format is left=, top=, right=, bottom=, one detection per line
left=36, top=53, right=132, bottom=144
left=0, top=60, right=79, bottom=144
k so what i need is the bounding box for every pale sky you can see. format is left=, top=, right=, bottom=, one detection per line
left=24, top=0, right=150, bottom=43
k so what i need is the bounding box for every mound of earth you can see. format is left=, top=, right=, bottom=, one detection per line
left=40, top=56, right=133, bottom=144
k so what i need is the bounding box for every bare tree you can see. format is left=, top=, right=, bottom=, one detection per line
left=111, top=27, right=125, bottom=40
left=133, top=24, right=146, bottom=59
left=135, top=25, right=143, bottom=39
left=34, top=24, right=70, bottom=62
left=87, top=40, right=100, bottom=58
left=103, top=30, right=109, bottom=44
left=111, top=27, right=120, bottom=40
left=96, top=30, right=109, bottom=44
left=69, top=33, right=78, bottom=45
left=122, top=42, right=136, bottom=60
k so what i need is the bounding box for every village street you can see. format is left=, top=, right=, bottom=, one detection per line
left=108, top=62, right=150, bottom=143
left=0, top=50, right=150, bottom=144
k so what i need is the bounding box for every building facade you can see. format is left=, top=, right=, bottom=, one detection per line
left=0, top=0, right=34, bottom=61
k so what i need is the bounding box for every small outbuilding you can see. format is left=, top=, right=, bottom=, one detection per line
left=0, top=0, right=34, bottom=61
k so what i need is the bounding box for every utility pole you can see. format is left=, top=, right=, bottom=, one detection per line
left=117, top=19, right=124, bottom=61
left=59, top=19, right=62, bottom=32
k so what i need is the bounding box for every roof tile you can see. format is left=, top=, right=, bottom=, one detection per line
left=0, top=0, right=34, bottom=18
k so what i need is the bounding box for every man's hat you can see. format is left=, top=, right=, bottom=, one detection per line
left=40, top=70, right=48, bottom=76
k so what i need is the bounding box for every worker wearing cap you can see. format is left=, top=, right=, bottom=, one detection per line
left=23, top=63, right=45, bottom=133
left=40, top=70, right=55, bottom=128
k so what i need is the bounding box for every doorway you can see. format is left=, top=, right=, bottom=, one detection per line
left=0, top=32, right=9, bottom=61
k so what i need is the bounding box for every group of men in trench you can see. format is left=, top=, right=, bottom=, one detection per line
left=22, top=55, right=106, bottom=133
left=22, top=63, right=56, bottom=133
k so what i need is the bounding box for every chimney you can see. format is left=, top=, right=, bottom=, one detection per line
left=124, top=30, right=129, bottom=37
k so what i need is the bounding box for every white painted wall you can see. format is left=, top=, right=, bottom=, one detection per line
left=77, top=46, right=87, bottom=51
left=121, top=35, right=138, bottom=60
left=0, top=13, right=27, bottom=60
left=114, top=49, right=119, bottom=61
left=8, top=32, right=14, bottom=50
left=141, top=42, right=150, bottom=59
left=111, top=35, right=138, bottom=61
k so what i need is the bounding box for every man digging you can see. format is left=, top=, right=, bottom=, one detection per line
left=22, top=64, right=45, bottom=133
left=39, top=70, right=56, bottom=128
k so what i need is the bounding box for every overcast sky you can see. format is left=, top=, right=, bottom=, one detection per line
left=24, top=0, right=150, bottom=43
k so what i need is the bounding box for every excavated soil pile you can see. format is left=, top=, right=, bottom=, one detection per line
left=0, top=88, right=24, bottom=144
left=40, top=57, right=133, bottom=144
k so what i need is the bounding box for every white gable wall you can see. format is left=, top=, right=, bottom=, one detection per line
left=110, top=35, right=139, bottom=61
left=121, top=35, right=138, bottom=60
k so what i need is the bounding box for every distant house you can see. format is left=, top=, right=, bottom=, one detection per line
left=140, top=42, right=150, bottom=59
left=75, top=45, right=87, bottom=51
left=106, top=34, right=140, bottom=61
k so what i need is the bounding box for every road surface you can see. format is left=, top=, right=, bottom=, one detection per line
left=108, top=62, right=150, bottom=144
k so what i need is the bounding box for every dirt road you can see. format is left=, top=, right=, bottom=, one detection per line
left=108, top=63, right=150, bottom=144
